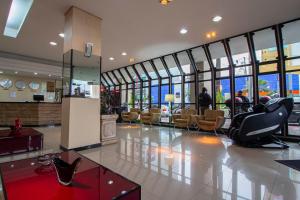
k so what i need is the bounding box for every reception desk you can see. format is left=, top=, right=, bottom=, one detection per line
left=0, top=102, right=61, bottom=126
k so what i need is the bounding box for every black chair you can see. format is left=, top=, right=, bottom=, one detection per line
left=227, top=98, right=294, bottom=149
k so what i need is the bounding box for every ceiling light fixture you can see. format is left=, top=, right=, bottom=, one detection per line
left=180, top=28, right=188, bottom=35
left=14, top=71, right=18, bottom=74
left=49, top=41, right=57, bottom=46
left=48, top=74, right=51, bottom=77
left=0, top=71, right=3, bottom=74
left=109, top=57, right=115, bottom=61
left=59, top=33, right=64, bottom=38
left=3, top=0, right=34, bottom=38
left=34, top=72, right=38, bottom=75
left=212, top=15, right=222, bottom=22
left=129, top=58, right=135, bottom=63
left=160, top=0, right=173, bottom=6
left=121, top=52, right=127, bottom=56
left=206, top=31, right=216, bottom=39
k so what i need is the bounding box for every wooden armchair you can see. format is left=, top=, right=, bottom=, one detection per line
left=121, top=108, right=140, bottom=123
left=140, top=108, right=161, bottom=125
left=173, top=108, right=197, bottom=129
left=197, top=109, right=225, bottom=133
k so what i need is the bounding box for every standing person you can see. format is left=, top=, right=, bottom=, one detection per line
left=237, top=90, right=250, bottom=112
left=198, top=87, right=212, bottom=115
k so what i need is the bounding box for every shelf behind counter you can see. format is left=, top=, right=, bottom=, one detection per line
left=0, top=102, right=61, bottom=126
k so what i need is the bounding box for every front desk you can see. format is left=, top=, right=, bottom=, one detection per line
left=0, top=102, right=61, bottom=126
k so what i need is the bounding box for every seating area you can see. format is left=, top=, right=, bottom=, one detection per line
left=1, top=0, right=300, bottom=199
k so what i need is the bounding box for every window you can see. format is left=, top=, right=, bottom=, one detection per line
left=135, top=64, right=148, bottom=81
left=107, top=72, right=119, bottom=85
left=161, top=85, right=170, bottom=123
left=191, top=47, right=210, bottom=71
left=103, top=73, right=113, bottom=86
left=209, top=42, right=229, bottom=69
left=164, top=55, right=181, bottom=76
left=258, top=74, right=280, bottom=99
left=185, top=82, right=195, bottom=104
left=120, top=68, right=132, bottom=83
left=177, top=51, right=194, bottom=74
left=153, top=58, right=168, bottom=78
left=143, top=61, right=157, bottom=79
left=127, top=66, right=139, bottom=82
left=215, top=79, right=231, bottom=117
left=113, top=70, right=125, bottom=84
left=253, top=28, right=278, bottom=62
left=228, top=35, right=251, bottom=66
left=282, top=20, right=300, bottom=58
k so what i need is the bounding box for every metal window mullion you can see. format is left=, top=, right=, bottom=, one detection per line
left=101, top=74, right=110, bottom=87
left=204, top=44, right=216, bottom=109
left=105, top=72, right=116, bottom=86
left=187, top=49, right=199, bottom=114
left=140, top=62, right=152, bottom=80
left=111, top=70, right=121, bottom=85
left=149, top=60, right=161, bottom=79
left=132, top=65, right=142, bottom=82
left=173, top=54, right=184, bottom=75
left=160, top=57, right=172, bottom=77
left=117, top=69, right=128, bottom=84
left=223, top=39, right=236, bottom=119
left=246, top=32, right=259, bottom=105
left=125, top=67, right=134, bottom=83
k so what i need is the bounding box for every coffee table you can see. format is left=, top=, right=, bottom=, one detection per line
left=0, top=128, right=43, bottom=155
left=0, top=151, right=141, bottom=200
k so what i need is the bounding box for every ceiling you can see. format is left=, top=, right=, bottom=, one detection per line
left=0, top=0, right=300, bottom=72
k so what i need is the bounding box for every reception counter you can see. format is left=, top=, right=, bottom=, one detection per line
left=0, top=102, right=61, bottom=126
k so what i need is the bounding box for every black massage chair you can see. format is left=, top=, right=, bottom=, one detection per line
left=227, top=98, right=294, bottom=149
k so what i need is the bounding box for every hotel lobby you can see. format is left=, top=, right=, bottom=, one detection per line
left=1, top=0, right=300, bottom=200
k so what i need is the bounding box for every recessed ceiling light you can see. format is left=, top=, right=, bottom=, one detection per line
left=160, top=0, right=172, bottom=6
left=109, top=57, right=115, bottom=61
left=212, top=15, right=222, bottom=22
left=180, top=28, right=188, bottom=34
left=206, top=31, right=216, bottom=39
left=211, top=31, right=216, bottom=37
left=121, top=52, right=127, bottom=56
left=59, top=33, right=64, bottom=38
left=3, top=0, right=34, bottom=38
left=48, top=74, right=52, bottom=77
left=49, top=41, right=57, bottom=46
left=0, top=71, right=3, bottom=74
left=34, top=72, right=38, bottom=75
left=129, top=58, right=135, bottom=63
left=14, top=71, right=18, bottom=74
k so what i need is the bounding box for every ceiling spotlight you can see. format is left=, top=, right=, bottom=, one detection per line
left=14, top=71, right=18, bottom=74
left=49, top=41, right=57, bottom=46
left=212, top=16, right=222, bottom=22
left=180, top=28, right=188, bottom=35
left=121, top=52, right=127, bottom=56
left=59, top=33, right=64, bottom=38
left=109, top=57, right=115, bottom=61
left=48, top=74, right=52, bottom=77
left=160, top=0, right=173, bottom=6
left=206, top=31, right=216, bottom=39
left=34, top=72, right=38, bottom=75
left=0, top=71, right=3, bottom=74
left=129, top=58, right=135, bottom=63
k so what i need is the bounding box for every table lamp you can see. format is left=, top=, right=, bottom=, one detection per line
left=164, top=94, right=174, bottom=114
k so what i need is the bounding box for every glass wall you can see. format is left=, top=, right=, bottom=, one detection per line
left=101, top=18, right=300, bottom=139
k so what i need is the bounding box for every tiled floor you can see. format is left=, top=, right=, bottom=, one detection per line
left=1, top=124, right=300, bottom=200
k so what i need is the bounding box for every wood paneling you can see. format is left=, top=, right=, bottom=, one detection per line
left=0, top=103, right=61, bottom=126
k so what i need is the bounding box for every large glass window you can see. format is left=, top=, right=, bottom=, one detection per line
left=228, top=35, right=251, bottom=66
left=177, top=51, right=194, bottom=74
left=135, top=64, right=148, bottom=81
left=191, top=47, right=210, bottom=72
left=107, top=72, right=119, bottom=85
left=185, top=82, right=195, bottom=104
left=209, top=42, right=229, bottom=69
left=286, top=71, right=300, bottom=136
left=153, top=58, right=168, bottom=78
left=120, top=68, right=132, bottom=83
left=235, top=76, right=253, bottom=113
left=215, top=79, right=231, bottom=117
left=253, top=28, right=278, bottom=62
left=134, top=83, right=141, bottom=108
left=113, top=70, right=125, bottom=84
left=143, top=61, right=157, bottom=79
left=258, top=74, right=280, bottom=99
left=151, top=81, right=159, bottom=107
left=161, top=85, right=170, bottom=123
left=142, top=86, right=149, bottom=111
left=172, top=82, right=182, bottom=112
left=127, top=66, right=139, bottom=82
left=103, top=73, right=113, bottom=86
left=164, top=55, right=181, bottom=76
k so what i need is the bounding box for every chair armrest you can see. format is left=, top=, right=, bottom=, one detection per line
left=215, top=116, right=225, bottom=129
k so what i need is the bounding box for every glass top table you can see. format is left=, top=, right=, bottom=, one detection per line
left=0, top=151, right=141, bottom=200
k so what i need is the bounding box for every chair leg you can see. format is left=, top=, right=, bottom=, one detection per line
left=214, top=129, right=218, bottom=136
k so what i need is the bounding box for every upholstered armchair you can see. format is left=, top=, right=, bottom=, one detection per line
left=173, top=108, right=197, bottom=129
left=140, top=108, right=161, bottom=125
left=197, top=109, right=225, bottom=133
left=121, top=108, right=140, bottom=123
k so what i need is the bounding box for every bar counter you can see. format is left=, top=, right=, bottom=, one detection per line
left=0, top=102, right=61, bottom=126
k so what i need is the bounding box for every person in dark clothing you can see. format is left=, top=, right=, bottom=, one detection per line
left=198, top=87, right=212, bottom=115
left=237, top=90, right=250, bottom=112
